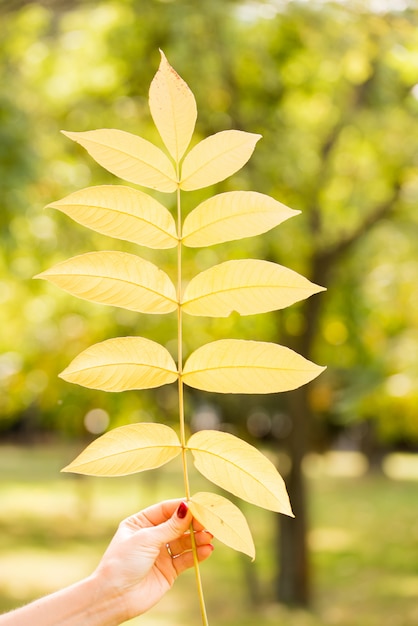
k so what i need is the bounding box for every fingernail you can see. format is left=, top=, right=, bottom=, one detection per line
left=177, top=501, right=188, bottom=519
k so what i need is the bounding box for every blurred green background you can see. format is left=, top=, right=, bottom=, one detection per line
left=1, top=0, right=418, bottom=623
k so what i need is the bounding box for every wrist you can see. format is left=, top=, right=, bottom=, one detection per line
left=82, top=571, right=129, bottom=626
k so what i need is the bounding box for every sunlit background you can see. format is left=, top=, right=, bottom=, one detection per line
left=1, top=1, right=418, bottom=624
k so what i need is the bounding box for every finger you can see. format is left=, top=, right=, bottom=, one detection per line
left=172, top=543, right=214, bottom=575
left=166, top=530, right=213, bottom=558
left=123, top=499, right=184, bottom=531
left=140, top=501, right=193, bottom=550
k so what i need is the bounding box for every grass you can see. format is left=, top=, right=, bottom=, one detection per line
left=0, top=444, right=418, bottom=625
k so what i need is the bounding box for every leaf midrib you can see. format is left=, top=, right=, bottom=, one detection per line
left=77, top=135, right=177, bottom=181
left=187, top=445, right=281, bottom=498
left=183, top=208, right=287, bottom=241
left=64, top=361, right=177, bottom=376
left=47, top=271, right=178, bottom=305
left=72, top=444, right=182, bottom=467
left=183, top=363, right=314, bottom=376
left=56, top=202, right=177, bottom=240
left=180, top=133, right=256, bottom=186
left=182, top=282, right=312, bottom=307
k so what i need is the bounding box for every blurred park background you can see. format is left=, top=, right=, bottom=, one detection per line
left=1, top=0, right=418, bottom=624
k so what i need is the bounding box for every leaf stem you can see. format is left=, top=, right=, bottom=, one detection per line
left=176, top=182, right=209, bottom=626
left=176, top=185, right=189, bottom=496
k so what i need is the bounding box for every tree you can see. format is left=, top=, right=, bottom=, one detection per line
left=260, top=6, right=418, bottom=605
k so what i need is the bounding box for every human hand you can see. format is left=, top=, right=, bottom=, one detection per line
left=93, top=499, right=214, bottom=621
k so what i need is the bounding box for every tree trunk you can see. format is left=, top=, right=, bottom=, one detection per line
left=274, top=253, right=326, bottom=607
left=276, top=386, right=311, bottom=606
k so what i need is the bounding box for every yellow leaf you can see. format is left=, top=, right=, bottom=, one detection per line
left=188, top=431, right=293, bottom=516
left=149, top=50, right=197, bottom=162
left=62, top=423, right=181, bottom=476
left=35, top=251, right=177, bottom=314
left=180, top=130, right=261, bottom=191
left=48, top=185, right=177, bottom=249
left=189, top=492, right=255, bottom=559
left=62, top=129, right=177, bottom=193
left=182, top=339, right=326, bottom=393
left=182, top=191, right=299, bottom=247
left=59, top=336, right=178, bottom=392
left=182, top=259, right=326, bottom=317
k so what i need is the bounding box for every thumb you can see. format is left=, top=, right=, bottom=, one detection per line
left=147, top=501, right=192, bottom=547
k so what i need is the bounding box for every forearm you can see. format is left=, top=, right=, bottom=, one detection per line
left=0, top=573, right=127, bottom=626
left=0, top=501, right=212, bottom=625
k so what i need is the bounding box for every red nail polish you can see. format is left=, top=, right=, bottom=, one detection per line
left=177, top=501, right=188, bottom=519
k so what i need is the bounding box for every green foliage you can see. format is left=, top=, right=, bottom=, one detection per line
left=1, top=0, right=418, bottom=446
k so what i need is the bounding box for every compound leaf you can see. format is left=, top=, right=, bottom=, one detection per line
left=62, top=129, right=177, bottom=193
left=182, top=259, right=326, bottom=317
left=59, top=336, right=178, bottom=392
left=182, top=191, right=299, bottom=247
left=189, top=492, right=255, bottom=559
left=188, top=431, right=293, bottom=516
left=62, top=423, right=181, bottom=476
left=180, top=130, right=261, bottom=191
left=182, top=339, right=326, bottom=394
left=35, top=251, right=177, bottom=314
left=149, top=50, right=197, bottom=162
left=48, top=185, right=177, bottom=249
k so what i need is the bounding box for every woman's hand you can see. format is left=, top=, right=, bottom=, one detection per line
left=0, top=500, right=213, bottom=626
left=94, top=499, right=214, bottom=621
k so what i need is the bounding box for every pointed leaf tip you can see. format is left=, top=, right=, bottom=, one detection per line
left=183, top=339, right=326, bottom=394
left=61, top=129, right=177, bottom=193
left=189, top=492, right=255, bottom=559
left=36, top=251, right=177, bottom=314
left=47, top=185, right=177, bottom=249
left=182, top=191, right=300, bottom=248
left=180, top=130, right=262, bottom=191
left=149, top=50, right=197, bottom=162
left=59, top=336, right=178, bottom=392
left=62, top=423, right=181, bottom=476
left=182, top=259, right=327, bottom=317
left=188, top=430, right=294, bottom=516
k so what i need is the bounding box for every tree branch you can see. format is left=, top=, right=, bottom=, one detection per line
left=319, top=178, right=403, bottom=269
